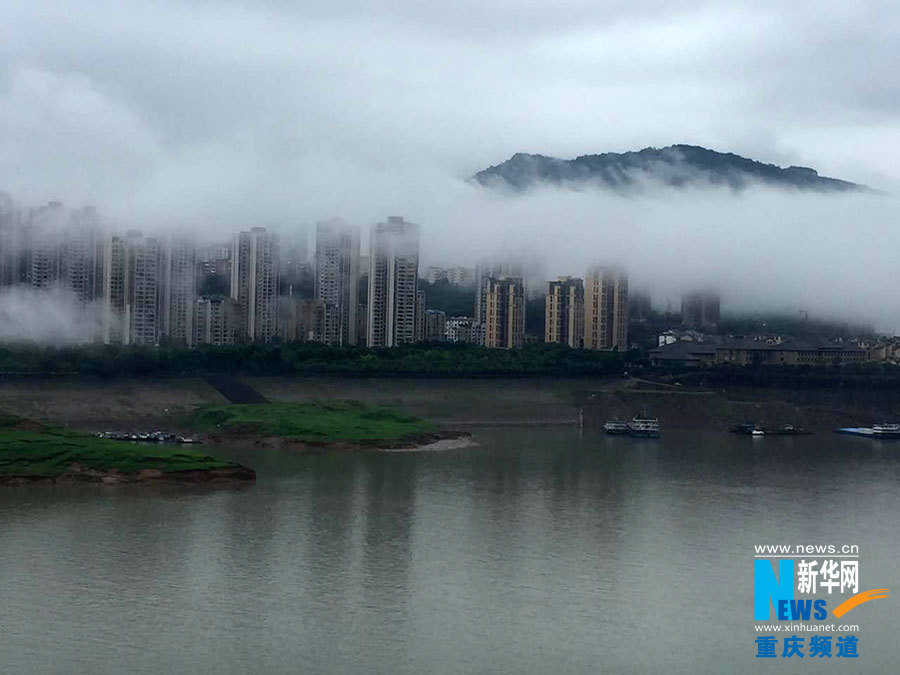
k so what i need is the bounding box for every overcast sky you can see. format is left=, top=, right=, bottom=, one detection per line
left=2, top=0, right=899, bottom=210
left=2, top=1, right=899, bottom=329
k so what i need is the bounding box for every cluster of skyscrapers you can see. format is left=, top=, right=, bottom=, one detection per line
left=0, top=192, right=639, bottom=351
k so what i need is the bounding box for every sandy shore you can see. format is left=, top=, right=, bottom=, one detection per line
left=380, top=436, right=478, bottom=453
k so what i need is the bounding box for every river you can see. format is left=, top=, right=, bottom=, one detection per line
left=1, top=428, right=897, bottom=673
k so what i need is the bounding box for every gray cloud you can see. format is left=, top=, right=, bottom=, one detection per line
left=2, top=0, right=898, bottom=201
left=1, top=0, right=899, bottom=333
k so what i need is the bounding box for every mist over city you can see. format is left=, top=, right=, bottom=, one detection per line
left=5, top=3, right=900, bottom=673
left=2, top=0, right=900, bottom=343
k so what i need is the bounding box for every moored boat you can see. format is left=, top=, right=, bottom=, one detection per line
left=603, top=420, right=630, bottom=435
left=872, top=423, right=900, bottom=438
left=627, top=415, right=660, bottom=438
left=837, top=424, right=900, bottom=439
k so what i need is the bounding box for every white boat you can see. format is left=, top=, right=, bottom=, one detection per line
left=603, top=420, right=630, bottom=435
left=837, top=424, right=900, bottom=439
left=751, top=428, right=765, bottom=437
left=872, top=424, right=900, bottom=438
left=628, top=415, right=660, bottom=438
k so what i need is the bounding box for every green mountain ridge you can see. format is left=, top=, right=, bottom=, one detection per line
left=472, top=144, right=868, bottom=193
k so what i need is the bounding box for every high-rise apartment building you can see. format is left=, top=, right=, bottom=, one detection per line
left=0, top=193, right=22, bottom=288
left=102, top=234, right=127, bottom=344
left=415, top=290, right=426, bottom=342
left=277, top=296, right=322, bottom=343
left=314, top=220, right=360, bottom=345
left=127, top=233, right=162, bottom=346
left=366, top=216, right=420, bottom=347
left=61, top=207, right=104, bottom=305
left=195, top=296, right=238, bottom=346
left=584, top=266, right=628, bottom=350
left=101, top=231, right=163, bottom=346
left=160, top=237, right=197, bottom=346
left=231, top=227, right=278, bottom=343
left=545, top=276, right=584, bottom=348
left=681, top=291, right=720, bottom=330
left=475, top=257, right=524, bottom=323
left=26, top=202, right=67, bottom=290
left=482, top=276, right=525, bottom=349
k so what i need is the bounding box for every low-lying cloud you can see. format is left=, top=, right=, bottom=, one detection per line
left=0, top=286, right=110, bottom=345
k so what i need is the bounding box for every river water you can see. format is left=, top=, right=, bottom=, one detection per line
left=1, top=429, right=898, bottom=673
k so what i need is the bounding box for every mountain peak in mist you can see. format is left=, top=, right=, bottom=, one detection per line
left=472, top=145, right=867, bottom=193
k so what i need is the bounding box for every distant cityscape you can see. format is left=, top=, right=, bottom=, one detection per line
left=1, top=192, right=898, bottom=365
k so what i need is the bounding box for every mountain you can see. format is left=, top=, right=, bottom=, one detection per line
left=472, top=145, right=867, bottom=193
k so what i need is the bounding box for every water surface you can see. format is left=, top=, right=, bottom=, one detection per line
left=1, top=429, right=897, bottom=673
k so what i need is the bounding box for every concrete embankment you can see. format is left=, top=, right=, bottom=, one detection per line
left=0, top=376, right=588, bottom=429
left=2, top=375, right=898, bottom=433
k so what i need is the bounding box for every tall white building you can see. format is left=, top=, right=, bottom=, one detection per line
left=62, top=207, right=104, bottom=305
left=160, top=237, right=197, bottom=346
left=102, top=234, right=127, bottom=344
left=101, top=231, right=162, bottom=346
left=127, top=232, right=162, bottom=346
left=231, top=227, right=278, bottom=343
left=314, top=219, right=360, bottom=346
left=0, top=193, right=23, bottom=288
left=367, top=216, right=420, bottom=347
left=25, top=202, right=67, bottom=290
left=20, top=202, right=103, bottom=305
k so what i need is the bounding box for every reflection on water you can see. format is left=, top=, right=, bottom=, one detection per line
left=1, top=429, right=898, bottom=674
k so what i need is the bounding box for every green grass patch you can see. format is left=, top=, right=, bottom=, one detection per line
left=185, top=400, right=436, bottom=443
left=0, top=415, right=236, bottom=476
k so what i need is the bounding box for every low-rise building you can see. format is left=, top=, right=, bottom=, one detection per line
left=648, top=341, right=717, bottom=367
left=715, top=339, right=866, bottom=366
left=445, top=316, right=483, bottom=344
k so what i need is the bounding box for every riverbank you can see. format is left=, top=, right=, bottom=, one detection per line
left=2, top=375, right=899, bottom=433
left=0, top=415, right=255, bottom=486
left=581, top=386, right=900, bottom=431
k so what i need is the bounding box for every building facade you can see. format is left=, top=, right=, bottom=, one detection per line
left=314, top=220, right=360, bottom=346
left=584, top=266, right=628, bottom=350
left=231, top=227, right=278, bottom=343
left=195, top=296, right=238, bottom=346
left=482, top=276, right=525, bottom=349
left=366, top=216, right=420, bottom=347
left=127, top=233, right=162, bottom=346
left=681, top=291, right=720, bottom=330
left=545, top=276, right=584, bottom=347
left=160, top=237, right=197, bottom=346
left=424, top=309, right=447, bottom=342
left=445, top=316, right=483, bottom=344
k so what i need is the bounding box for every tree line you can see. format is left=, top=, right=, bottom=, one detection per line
left=0, top=342, right=630, bottom=378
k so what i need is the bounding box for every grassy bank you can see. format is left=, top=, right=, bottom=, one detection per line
left=0, top=415, right=238, bottom=477
left=185, top=401, right=437, bottom=444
